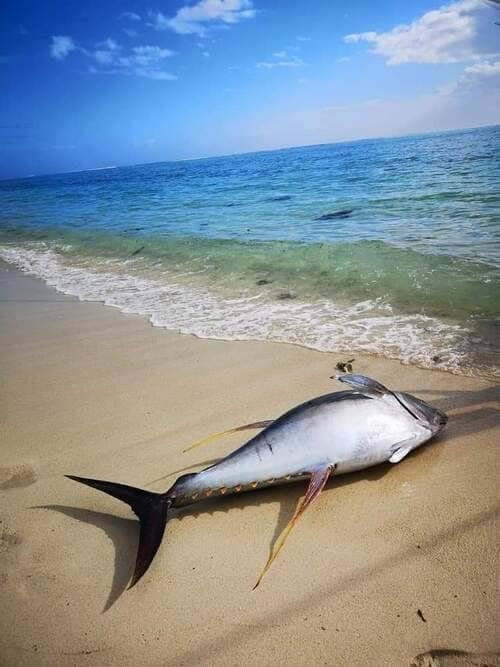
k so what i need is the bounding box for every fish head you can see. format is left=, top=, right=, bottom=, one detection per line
left=393, top=391, right=448, bottom=436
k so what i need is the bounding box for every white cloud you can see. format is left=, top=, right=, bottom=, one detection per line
left=257, top=52, right=304, bottom=69
left=93, top=50, right=115, bottom=65
left=150, top=0, right=256, bottom=36
left=50, top=36, right=76, bottom=60
left=439, top=57, right=500, bottom=93
left=336, top=56, right=351, bottom=63
left=89, top=38, right=121, bottom=65
left=121, top=11, right=141, bottom=21
left=131, top=45, right=174, bottom=60
left=343, top=0, right=499, bottom=65
left=463, top=59, right=500, bottom=76
left=50, top=34, right=177, bottom=80
left=96, top=38, right=120, bottom=51
left=109, top=44, right=176, bottom=78
left=149, top=12, right=170, bottom=31
left=121, top=45, right=175, bottom=71
left=296, top=35, right=310, bottom=42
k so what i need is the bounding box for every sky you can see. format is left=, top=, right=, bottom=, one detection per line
left=1, top=0, right=500, bottom=178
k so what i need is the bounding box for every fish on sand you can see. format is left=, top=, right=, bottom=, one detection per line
left=67, top=374, right=447, bottom=589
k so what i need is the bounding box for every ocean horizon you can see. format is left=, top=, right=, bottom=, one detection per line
left=1, top=124, right=499, bottom=378
left=2, top=123, right=496, bottom=183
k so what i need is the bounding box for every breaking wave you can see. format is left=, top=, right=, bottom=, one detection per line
left=1, top=238, right=497, bottom=378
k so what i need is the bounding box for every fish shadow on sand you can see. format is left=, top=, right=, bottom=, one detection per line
left=37, top=463, right=407, bottom=611
left=34, top=505, right=138, bottom=612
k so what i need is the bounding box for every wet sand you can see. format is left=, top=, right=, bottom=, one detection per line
left=1, top=261, right=498, bottom=666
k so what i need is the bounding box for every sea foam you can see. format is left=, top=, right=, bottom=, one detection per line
left=2, top=243, right=493, bottom=378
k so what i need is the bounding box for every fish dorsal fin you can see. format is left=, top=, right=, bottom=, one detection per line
left=335, top=374, right=391, bottom=398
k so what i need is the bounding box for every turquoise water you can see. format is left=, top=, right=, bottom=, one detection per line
left=1, top=125, right=499, bottom=376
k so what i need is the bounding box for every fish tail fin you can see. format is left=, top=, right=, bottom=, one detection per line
left=65, top=475, right=171, bottom=588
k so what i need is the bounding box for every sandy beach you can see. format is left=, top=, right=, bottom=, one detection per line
left=1, top=260, right=498, bottom=666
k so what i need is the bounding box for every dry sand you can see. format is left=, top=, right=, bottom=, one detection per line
left=0, top=261, right=498, bottom=666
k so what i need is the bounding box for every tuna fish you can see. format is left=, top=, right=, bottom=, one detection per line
left=67, top=374, right=447, bottom=589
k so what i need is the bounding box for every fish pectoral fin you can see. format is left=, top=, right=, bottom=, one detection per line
left=334, top=374, right=391, bottom=399
left=253, top=464, right=335, bottom=590
left=389, top=443, right=414, bottom=463
left=182, top=420, right=273, bottom=453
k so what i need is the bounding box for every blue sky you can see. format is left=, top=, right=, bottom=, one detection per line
left=1, top=0, right=499, bottom=178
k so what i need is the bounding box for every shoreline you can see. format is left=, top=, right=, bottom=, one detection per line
left=1, top=244, right=496, bottom=380
left=1, top=261, right=498, bottom=666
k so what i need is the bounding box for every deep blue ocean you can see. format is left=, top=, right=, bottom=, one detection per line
left=1, top=125, right=499, bottom=377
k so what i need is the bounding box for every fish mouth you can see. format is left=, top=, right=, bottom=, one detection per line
left=438, top=412, right=448, bottom=427
left=433, top=410, right=448, bottom=433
